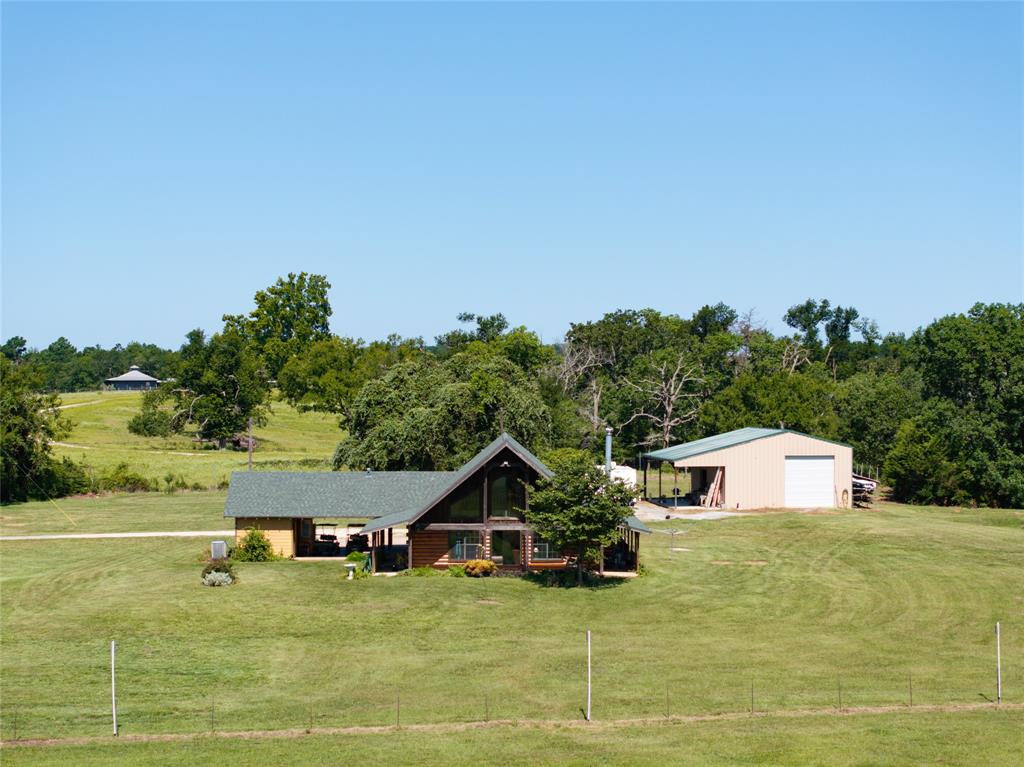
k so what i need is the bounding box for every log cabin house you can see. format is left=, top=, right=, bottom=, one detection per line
left=224, top=433, right=649, bottom=573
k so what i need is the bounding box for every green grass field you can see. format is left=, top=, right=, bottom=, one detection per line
left=1, top=497, right=1021, bottom=763
left=3, top=710, right=1023, bottom=766
left=50, top=391, right=341, bottom=488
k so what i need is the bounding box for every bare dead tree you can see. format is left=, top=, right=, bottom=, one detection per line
left=557, top=339, right=612, bottom=432
left=781, top=341, right=811, bottom=374
left=620, top=352, right=706, bottom=448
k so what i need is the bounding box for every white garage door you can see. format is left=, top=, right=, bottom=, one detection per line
left=784, top=456, right=835, bottom=508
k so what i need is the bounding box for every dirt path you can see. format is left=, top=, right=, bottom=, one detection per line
left=0, top=530, right=234, bottom=542
left=2, top=702, right=1019, bottom=748
left=54, top=400, right=103, bottom=410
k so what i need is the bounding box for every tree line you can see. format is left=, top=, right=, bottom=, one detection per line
left=2, top=272, right=1021, bottom=507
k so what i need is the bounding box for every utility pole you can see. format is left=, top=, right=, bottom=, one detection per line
left=247, top=417, right=253, bottom=471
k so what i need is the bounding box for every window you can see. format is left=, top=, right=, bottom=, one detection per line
left=446, top=483, right=483, bottom=523
left=448, top=531, right=482, bottom=562
left=488, top=471, right=525, bottom=520
left=530, top=535, right=562, bottom=561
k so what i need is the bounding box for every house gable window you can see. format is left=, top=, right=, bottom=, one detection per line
left=444, top=482, right=483, bottom=523
left=488, top=469, right=525, bottom=520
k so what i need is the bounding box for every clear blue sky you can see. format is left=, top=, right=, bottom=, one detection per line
left=2, top=1, right=1021, bottom=350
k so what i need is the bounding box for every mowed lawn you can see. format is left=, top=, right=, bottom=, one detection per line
left=50, top=391, right=341, bottom=488
left=4, top=710, right=1024, bottom=766
left=1, top=499, right=1021, bottom=761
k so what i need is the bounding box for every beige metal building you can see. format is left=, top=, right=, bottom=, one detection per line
left=643, top=428, right=853, bottom=510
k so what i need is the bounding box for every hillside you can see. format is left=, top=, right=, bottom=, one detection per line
left=50, top=391, right=341, bottom=489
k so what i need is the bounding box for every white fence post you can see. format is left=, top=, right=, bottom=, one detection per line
left=586, top=630, right=592, bottom=722
left=111, top=640, right=118, bottom=736
left=996, top=622, right=1002, bottom=704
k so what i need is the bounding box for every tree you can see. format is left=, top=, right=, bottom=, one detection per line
left=277, top=334, right=423, bottom=422
left=334, top=349, right=551, bottom=471
left=526, top=450, right=636, bottom=584
left=619, top=348, right=706, bottom=448
left=0, top=358, right=84, bottom=503
left=835, top=369, right=922, bottom=469
left=223, top=272, right=332, bottom=377
left=1, top=336, right=27, bottom=362
left=700, top=368, right=839, bottom=438
left=434, top=312, right=510, bottom=357
left=164, top=329, right=271, bottom=447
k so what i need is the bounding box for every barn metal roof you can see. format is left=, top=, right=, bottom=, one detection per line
left=643, top=427, right=850, bottom=462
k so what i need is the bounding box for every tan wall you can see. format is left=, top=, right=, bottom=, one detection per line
left=234, top=518, right=296, bottom=558
left=673, top=433, right=853, bottom=510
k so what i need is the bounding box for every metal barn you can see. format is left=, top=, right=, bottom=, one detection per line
left=643, top=428, right=853, bottom=510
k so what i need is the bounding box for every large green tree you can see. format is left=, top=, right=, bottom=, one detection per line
left=164, top=329, right=271, bottom=447
left=223, top=272, right=333, bottom=377
left=526, top=449, right=636, bottom=584
left=0, top=358, right=78, bottom=503
left=334, top=349, right=551, bottom=471
left=278, top=334, right=423, bottom=421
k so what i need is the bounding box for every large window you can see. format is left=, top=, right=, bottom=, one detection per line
left=530, top=535, right=562, bottom=561
left=445, top=483, right=483, bottom=523
left=488, top=471, right=525, bottom=520
left=449, top=531, right=482, bottom=562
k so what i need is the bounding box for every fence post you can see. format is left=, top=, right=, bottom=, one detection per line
left=750, top=680, right=754, bottom=714
left=908, top=673, right=913, bottom=707
left=837, top=677, right=842, bottom=711
left=585, top=630, right=592, bottom=722
left=111, top=641, right=118, bottom=736
left=396, top=692, right=401, bottom=728
left=210, top=696, right=215, bottom=733
left=996, top=622, right=1002, bottom=704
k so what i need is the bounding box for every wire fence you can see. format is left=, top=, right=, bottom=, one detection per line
left=0, top=636, right=1011, bottom=742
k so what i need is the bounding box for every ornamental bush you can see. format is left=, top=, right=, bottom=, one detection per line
left=232, top=528, right=275, bottom=561
left=202, top=559, right=236, bottom=579
left=202, top=571, right=233, bottom=587
left=464, top=559, right=497, bottom=577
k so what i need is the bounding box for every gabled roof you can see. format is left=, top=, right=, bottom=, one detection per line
left=224, top=470, right=455, bottom=519
left=104, top=365, right=160, bottom=383
left=643, top=427, right=849, bottom=462
left=360, top=433, right=553, bottom=534
left=225, top=433, right=553, bottom=528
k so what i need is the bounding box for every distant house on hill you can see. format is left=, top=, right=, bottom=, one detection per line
left=224, top=432, right=650, bottom=572
left=104, top=365, right=161, bottom=391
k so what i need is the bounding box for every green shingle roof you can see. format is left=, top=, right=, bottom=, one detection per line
left=623, top=515, right=651, bottom=534
left=224, top=471, right=455, bottom=519
left=225, top=433, right=554, bottom=531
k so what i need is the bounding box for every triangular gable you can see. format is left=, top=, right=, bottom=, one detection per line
left=360, top=433, right=551, bottom=534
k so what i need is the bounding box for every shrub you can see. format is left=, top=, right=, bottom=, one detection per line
left=100, top=463, right=156, bottom=493
left=35, top=457, right=94, bottom=497
left=231, top=528, right=275, bottom=561
left=128, top=408, right=172, bottom=437
left=202, top=559, right=235, bottom=579
left=464, top=559, right=497, bottom=577
left=344, top=550, right=368, bottom=563
left=202, top=571, right=233, bottom=587
left=448, top=565, right=466, bottom=577
left=403, top=566, right=448, bottom=577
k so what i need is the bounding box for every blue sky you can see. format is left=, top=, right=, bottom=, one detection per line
left=2, top=1, right=1021, bottom=350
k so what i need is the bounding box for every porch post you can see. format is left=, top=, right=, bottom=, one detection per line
left=388, top=528, right=393, bottom=547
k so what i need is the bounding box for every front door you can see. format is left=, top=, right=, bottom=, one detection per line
left=490, top=530, right=521, bottom=566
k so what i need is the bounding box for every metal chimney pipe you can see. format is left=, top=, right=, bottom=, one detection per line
left=605, top=426, right=613, bottom=474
